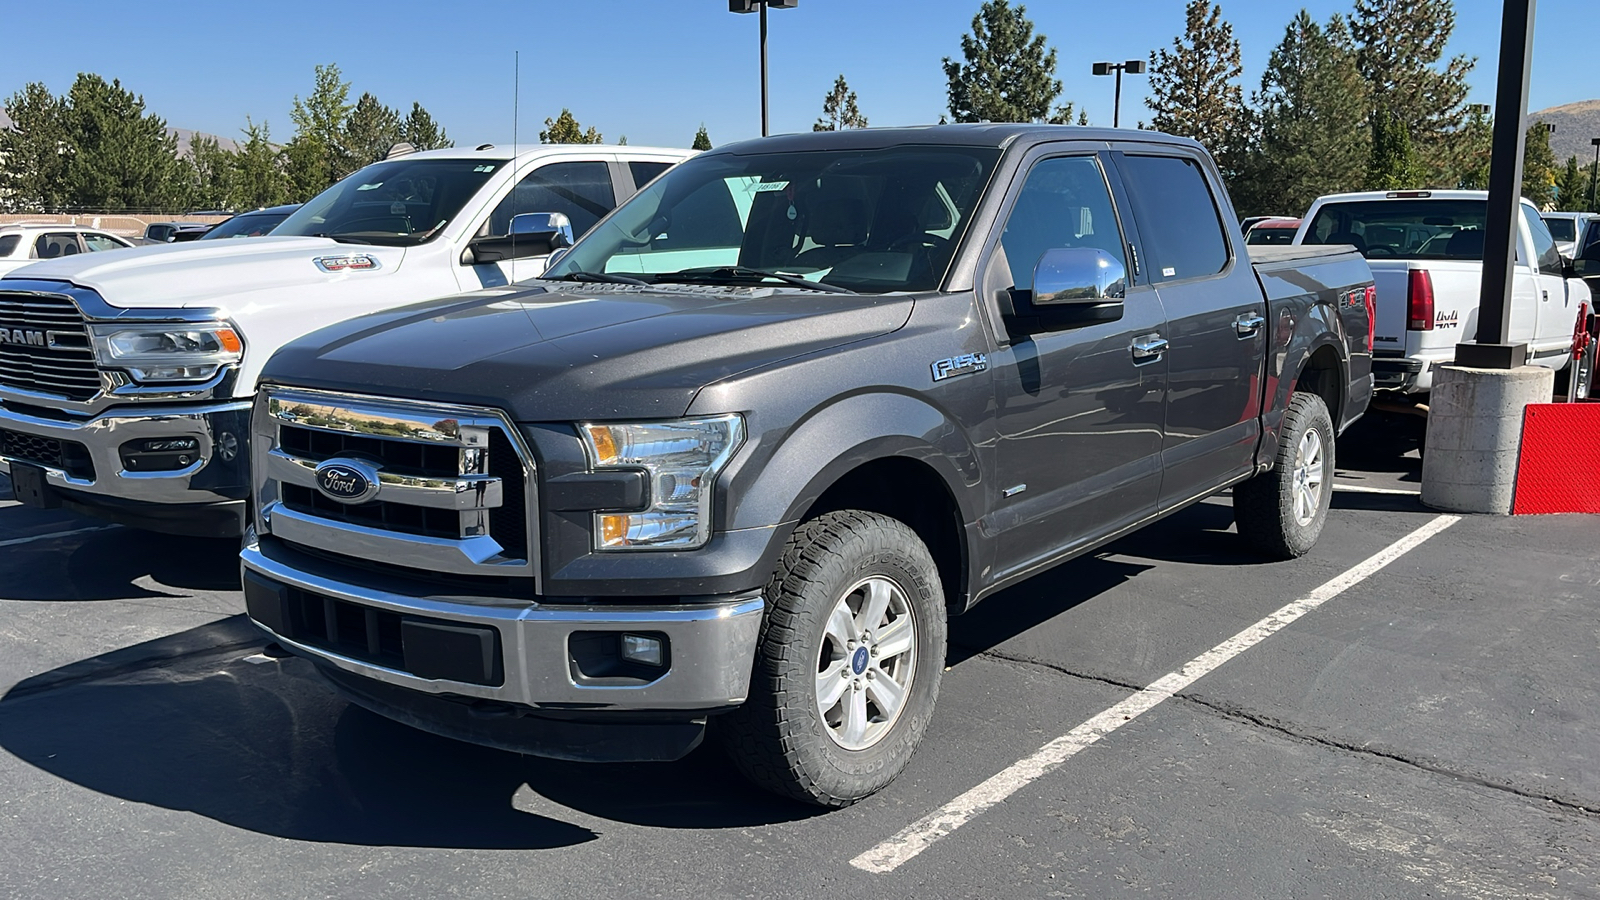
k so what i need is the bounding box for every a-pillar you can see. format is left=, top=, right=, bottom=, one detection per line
left=1420, top=364, right=1552, bottom=514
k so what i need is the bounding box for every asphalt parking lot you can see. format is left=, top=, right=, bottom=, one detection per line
left=3, top=439, right=1599, bottom=899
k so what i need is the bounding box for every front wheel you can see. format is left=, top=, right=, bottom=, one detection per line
left=718, top=510, right=947, bottom=807
left=1234, top=392, right=1335, bottom=559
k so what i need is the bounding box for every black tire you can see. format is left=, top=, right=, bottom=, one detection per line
left=717, top=510, right=948, bottom=807
left=1234, top=392, right=1335, bottom=559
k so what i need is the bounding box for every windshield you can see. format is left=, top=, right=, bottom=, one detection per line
left=200, top=210, right=293, bottom=240
left=274, top=158, right=500, bottom=246
left=544, top=145, right=1001, bottom=293
left=1543, top=217, right=1576, bottom=243
left=1303, top=199, right=1492, bottom=260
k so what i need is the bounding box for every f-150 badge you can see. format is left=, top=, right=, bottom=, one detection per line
left=931, top=353, right=988, bottom=382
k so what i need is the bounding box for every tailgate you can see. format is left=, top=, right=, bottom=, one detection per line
left=1367, top=262, right=1412, bottom=350
left=1368, top=261, right=1477, bottom=356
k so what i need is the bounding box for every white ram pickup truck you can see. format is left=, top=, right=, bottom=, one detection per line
left=1296, top=189, right=1591, bottom=397
left=0, top=143, right=691, bottom=535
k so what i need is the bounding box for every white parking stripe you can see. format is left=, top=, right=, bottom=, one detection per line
left=0, top=525, right=119, bottom=548
left=851, top=513, right=1462, bottom=875
left=1332, top=483, right=1422, bottom=496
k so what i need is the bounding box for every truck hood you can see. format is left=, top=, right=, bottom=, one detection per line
left=263, top=282, right=914, bottom=420
left=0, top=236, right=408, bottom=310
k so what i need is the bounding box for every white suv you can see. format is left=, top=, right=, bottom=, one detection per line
left=0, top=225, right=135, bottom=276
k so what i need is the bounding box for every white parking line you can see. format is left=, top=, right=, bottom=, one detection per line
left=851, top=513, right=1462, bottom=875
left=1332, top=483, right=1422, bottom=496
left=0, top=525, right=119, bottom=548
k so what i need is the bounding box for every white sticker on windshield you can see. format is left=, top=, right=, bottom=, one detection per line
left=474, top=164, right=496, bottom=172
left=1163, top=267, right=1176, bottom=277
left=753, top=181, right=789, bottom=192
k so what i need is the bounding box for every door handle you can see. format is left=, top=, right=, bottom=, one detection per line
left=1131, top=334, right=1168, bottom=360
left=1235, top=313, right=1265, bottom=337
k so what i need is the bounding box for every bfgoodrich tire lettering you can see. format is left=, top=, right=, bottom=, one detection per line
left=1234, top=392, right=1335, bottom=559
left=718, top=510, right=947, bottom=807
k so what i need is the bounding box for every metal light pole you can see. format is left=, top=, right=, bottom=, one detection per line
left=1092, top=60, right=1147, bottom=129
left=730, top=0, right=797, bottom=137
left=1590, top=137, right=1600, bottom=212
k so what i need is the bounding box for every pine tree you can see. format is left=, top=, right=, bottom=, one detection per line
left=283, top=64, right=352, bottom=201
left=342, top=92, right=402, bottom=175
left=539, top=109, right=601, bottom=144
left=1449, top=104, right=1493, bottom=189
left=401, top=102, right=451, bottom=151
left=1350, top=0, right=1474, bottom=180
left=230, top=118, right=287, bottom=210
left=692, top=125, right=712, bottom=151
left=942, top=1, right=1074, bottom=123
left=814, top=75, right=868, bottom=131
left=60, top=74, right=187, bottom=211
left=1521, top=123, right=1556, bottom=209
left=187, top=135, right=236, bottom=210
left=1367, top=108, right=1424, bottom=190
left=1146, top=0, right=1244, bottom=170
left=0, top=82, right=70, bottom=211
left=1233, top=12, right=1368, bottom=217
left=1554, top=156, right=1588, bottom=211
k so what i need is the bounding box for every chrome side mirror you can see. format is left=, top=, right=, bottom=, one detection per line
left=1032, top=247, right=1127, bottom=306
left=510, top=211, right=574, bottom=249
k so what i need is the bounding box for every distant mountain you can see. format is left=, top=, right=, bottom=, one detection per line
left=0, top=109, right=238, bottom=157
left=1531, top=100, right=1600, bottom=164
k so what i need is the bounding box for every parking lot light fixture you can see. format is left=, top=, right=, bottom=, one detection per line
left=1092, top=59, right=1147, bottom=129
left=729, top=0, right=798, bottom=137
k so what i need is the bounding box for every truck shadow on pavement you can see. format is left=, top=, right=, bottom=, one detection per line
left=0, top=515, right=240, bottom=602
left=0, top=618, right=817, bottom=845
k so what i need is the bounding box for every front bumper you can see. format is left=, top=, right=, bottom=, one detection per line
left=240, top=530, right=764, bottom=720
left=0, top=399, right=251, bottom=535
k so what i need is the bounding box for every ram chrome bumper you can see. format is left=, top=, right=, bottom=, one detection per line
left=240, top=531, right=764, bottom=714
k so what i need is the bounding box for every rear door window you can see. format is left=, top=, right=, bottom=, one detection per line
left=487, top=161, right=615, bottom=238
left=1116, top=154, right=1229, bottom=282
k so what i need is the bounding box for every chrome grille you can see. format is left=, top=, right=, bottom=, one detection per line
left=254, top=388, right=536, bottom=582
left=0, top=293, right=100, bottom=401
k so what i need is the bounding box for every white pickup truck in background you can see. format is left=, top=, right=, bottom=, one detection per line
left=0, top=143, right=692, bottom=536
left=1296, top=190, right=1591, bottom=397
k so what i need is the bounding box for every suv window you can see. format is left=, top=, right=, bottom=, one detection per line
left=33, top=233, right=81, bottom=259
left=629, top=161, right=673, bottom=191
left=1522, top=206, right=1564, bottom=277
left=998, top=155, right=1125, bottom=291
left=488, top=161, right=615, bottom=238
left=83, top=233, right=129, bottom=252
left=1117, top=155, right=1229, bottom=281
left=0, top=235, right=18, bottom=257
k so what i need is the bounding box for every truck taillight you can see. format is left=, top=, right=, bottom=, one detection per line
left=1364, top=285, right=1376, bottom=351
left=1407, top=270, right=1434, bottom=331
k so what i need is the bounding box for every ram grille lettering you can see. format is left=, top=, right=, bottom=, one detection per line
left=0, top=328, right=47, bottom=347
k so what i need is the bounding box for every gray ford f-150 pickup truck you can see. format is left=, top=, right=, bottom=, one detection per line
left=240, top=125, right=1374, bottom=807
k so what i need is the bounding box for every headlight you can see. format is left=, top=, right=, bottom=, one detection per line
left=89, top=323, right=243, bottom=383
left=579, top=414, right=744, bottom=550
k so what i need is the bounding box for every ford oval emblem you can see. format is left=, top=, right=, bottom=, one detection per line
left=313, top=457, right=381, bottom=505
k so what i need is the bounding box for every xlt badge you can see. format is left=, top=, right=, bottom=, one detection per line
left=931, top=353, right=988, bottom=382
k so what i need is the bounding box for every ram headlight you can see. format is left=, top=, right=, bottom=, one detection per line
left=580, top=414, right=744, bottom=550
left=89, top=322, right=243, bottom=383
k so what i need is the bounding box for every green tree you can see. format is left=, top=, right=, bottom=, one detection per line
left=1350, top=0, right=1474, bottom=180
left=283, top=63, right=352, bottom=201
left=1367, top=107, right=1424, bottom=190
left=1233, top=12, right=1368, bottom=217
left=942, top=0, right=1075, bottom=123
left=1147, top=0, right=1244, bottom=171
left=1521, top=122, right=1556, bottom=209
left=342, top=92, right=402, bottom=174
left=1554, top=156, right=1588, bottom=211
left=187, top=134, right=236, bottom=210
left=0, top=82, right=70, bottom=211
left=229, top=118, right=288, bottom=210
left=400, top=102, right=451, bottom=150
left=691, top=124, right=712, bottom=150
left=1449, top=104, right=1493, bottom=189
left=61, top=74, right=187, bottom=210
left=814, top=75, right=868, bottom=131
left=539, top=108, right=602, bottom=144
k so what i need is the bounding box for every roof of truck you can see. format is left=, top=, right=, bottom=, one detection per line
left=708, top=123, right=1204, bottom=155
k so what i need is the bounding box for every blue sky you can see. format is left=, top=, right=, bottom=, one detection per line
left=0, top=0, right=1589, bottom=150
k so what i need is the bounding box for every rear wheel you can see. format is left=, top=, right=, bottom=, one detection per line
left=718, top=510, right=947, bottom=807
left=1234, top=392, right=1335, bottom=559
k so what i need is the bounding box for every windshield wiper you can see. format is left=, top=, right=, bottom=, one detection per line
left=657, top=266, right=857, bottom=295
left=310, top=233, right=374, bottom=245
left=548, top=271, right=652, bottom=286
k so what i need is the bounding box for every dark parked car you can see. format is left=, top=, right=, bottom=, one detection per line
left=141, top=222, right=212, bottom=244
left=198, top=205, right=302, bottom=240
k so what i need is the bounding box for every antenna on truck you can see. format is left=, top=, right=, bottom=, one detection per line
left=510, top=50, right=520, bottom=271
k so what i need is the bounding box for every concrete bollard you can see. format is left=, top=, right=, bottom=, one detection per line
left=1421, top=364, right=1553, bottom=514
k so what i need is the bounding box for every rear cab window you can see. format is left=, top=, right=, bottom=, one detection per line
left=1304, top=199, right=1489, bottom=260
left=1115, top=154, right=1229, bottom=281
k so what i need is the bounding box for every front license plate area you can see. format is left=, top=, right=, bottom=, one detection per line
left=8, top=462, right=61, bottom=509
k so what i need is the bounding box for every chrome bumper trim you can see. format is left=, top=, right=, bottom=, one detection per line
left=241, top=536, right=764, bottom=710
left=262, top=501, right=521, bottom=572
left=266, top=448, right=504, bottom=510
